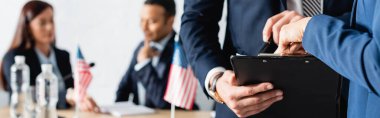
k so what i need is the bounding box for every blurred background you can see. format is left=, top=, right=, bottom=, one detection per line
left=0, top=0, right=227, bottom=110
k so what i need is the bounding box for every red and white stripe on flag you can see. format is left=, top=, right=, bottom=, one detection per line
left=75, top=60, right=92, bottom=102
left=164, top=64, right=198, bottom=110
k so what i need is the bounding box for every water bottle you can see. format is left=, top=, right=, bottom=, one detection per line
left=10, top=55, right=30, bottom=118
left=35, top=64, right=58, bottom=118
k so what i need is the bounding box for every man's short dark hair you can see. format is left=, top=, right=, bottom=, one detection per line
left=144, top=0, right=176, bottom=17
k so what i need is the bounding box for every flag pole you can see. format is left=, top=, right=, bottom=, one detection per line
left=169, top=35, right=181, bottom=118
left=73, top=71, right=80, bottom=118
left=170, top=103, right=175, bottom=118
left=74, top=46, right=80, bottom=118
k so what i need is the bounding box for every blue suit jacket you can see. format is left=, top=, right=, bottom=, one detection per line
left=180, top=0, right=353, bottom=117
left=303, top=0, right=380, bottom=117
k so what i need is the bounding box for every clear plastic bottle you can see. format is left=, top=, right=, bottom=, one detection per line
left=10, top=55, right=30, bottom=118
left=35, top=64, right=58, bottom=118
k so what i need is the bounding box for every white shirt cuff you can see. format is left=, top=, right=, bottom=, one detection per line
left=204, top=67, right=226, bottom=97
left=134, top=59, right=151, bottom=71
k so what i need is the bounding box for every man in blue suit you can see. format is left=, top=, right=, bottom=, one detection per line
left=115, top=0, right=197, bottom=110
left=180, top=0, right=352, bottom=117
left=272, top=0, right=380, bottom=117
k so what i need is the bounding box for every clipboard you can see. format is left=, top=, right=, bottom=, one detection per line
left=230, top=55, right=342, bottom=118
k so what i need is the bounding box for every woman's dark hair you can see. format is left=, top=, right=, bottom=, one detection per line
left=144, top=0, right=176, bottom=17
left=0, top=0, right=54, bottom=90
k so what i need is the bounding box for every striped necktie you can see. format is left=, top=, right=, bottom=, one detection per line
left=302, top=0, right=323, bottom=17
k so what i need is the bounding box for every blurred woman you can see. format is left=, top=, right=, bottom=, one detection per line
left=1, top=1, right=73, bottom=109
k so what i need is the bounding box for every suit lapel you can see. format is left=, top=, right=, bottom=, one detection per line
left=54, top=48, right=68, bottom=77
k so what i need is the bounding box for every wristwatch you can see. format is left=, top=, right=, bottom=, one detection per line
left=208, top=72, right=225, bottom=104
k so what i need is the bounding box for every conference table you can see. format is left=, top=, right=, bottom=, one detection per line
left=0, top=107, right=212, bottom=118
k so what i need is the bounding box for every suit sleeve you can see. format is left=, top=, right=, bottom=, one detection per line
left=115, top=45, right=140, bottom=104
left=115, top=67, right=135, bottom=102
left=302, top=1, right=380, bottom=95
left=2, top=51, right=16, bottom=91
left=180, top=0, right=227, bottom=96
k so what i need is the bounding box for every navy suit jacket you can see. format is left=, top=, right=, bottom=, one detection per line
left=115, top=32, right=198, bottom=110
left=180, top=0, right=353, bottom=117
left=2, top=47, right=74, bottom=108
left=303, top=0, right=380, bottom=117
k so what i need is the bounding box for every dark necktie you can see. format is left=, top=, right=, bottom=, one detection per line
left=302, top=0, right=323, bottom=17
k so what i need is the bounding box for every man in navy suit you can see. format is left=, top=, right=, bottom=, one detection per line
left=272, top=0, right=380, bottom=117
left=115, top=0, right=198, bottom=110
left=180, top=0, right=352, bottom=117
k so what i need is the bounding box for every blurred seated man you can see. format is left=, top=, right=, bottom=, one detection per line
left=67, top=0, right=198, bottom=111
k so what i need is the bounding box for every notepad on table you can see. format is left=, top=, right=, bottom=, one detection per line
left=100, top=102, right=155, bottom=117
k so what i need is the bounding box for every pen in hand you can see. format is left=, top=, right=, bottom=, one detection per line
left=63, top=62, right=95, bottom=80
left=259, top=37, right=276, bottom=54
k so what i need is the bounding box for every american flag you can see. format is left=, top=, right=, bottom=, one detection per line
left=75, top=47, right=93, bottom=102
left=163, top=37, right=198, bottom=110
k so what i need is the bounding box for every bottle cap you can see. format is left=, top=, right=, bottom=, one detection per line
left=41, top=64, right=53, bottom=72
left=14, top=55, right=25, bottom=64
